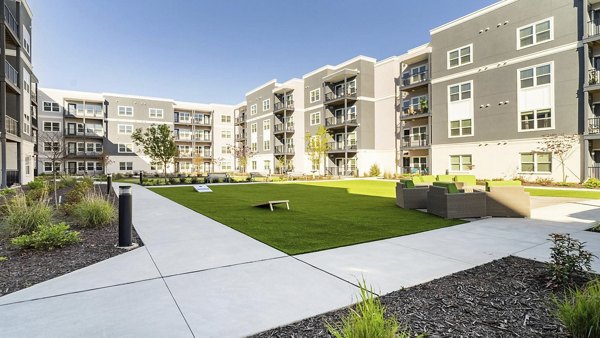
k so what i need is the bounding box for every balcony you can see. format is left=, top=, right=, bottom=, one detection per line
left=177, top=151, right=212, bottom=158
left=31, top=90, right=38, bottom=105
left=273, top=102, right=294, bottom=114
left=6, top=116, right=18, bottom=137
left=65, top=130, right=104, bottom=138
left=174, top=117, right=192, bottom=124
left=4, top=4, right=19, bottom=39
left=327, top=141, right=357, bottom=152
left=4, top=60, right=18, bottom=88
left=235, top=133, right=246, bottom=141
left=401, top=166, right=430, bottom=175
left=588, top=117, right=600, bottom=134
left=325, top=167, right=356, bottom=176
left=325, top=115, right=358, bottom=129
left=193, top=118, right=211, bottom=126
left=401, top=71, right=429, bottom=87
left=401, top=137, right=429, bottom=148
left=64, top=108, right=104, bottom=119
left=235, top=115, right=246, bottom=124
left=194, top=135, right=212, bottom=142
left=66, top=151, right=103, bottom=158
left=273, top=123, right=294, bottom=134
left=324, top=89, right=357, bottom=104
left=588, top=19, right=600, bottom=39
left=274, top=145, right=294, bottom=155
left=400, top=107, right=430, bottom=120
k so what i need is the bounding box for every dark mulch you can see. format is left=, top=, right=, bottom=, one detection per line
left=0, top=183, right=143, bottom=297
left=254, top=256, right=597, bottom=338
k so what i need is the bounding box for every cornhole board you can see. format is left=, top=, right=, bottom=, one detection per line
left=253, top=200, right=290, bottom=211
left=193, top=185, right=213, bottom=193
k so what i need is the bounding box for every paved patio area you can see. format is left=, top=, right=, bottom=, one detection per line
left=0, top=184, right=598, bottom=337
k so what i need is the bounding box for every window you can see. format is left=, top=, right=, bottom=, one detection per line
left=310, top=88, right=321, bottom=103
left=96, top=162, right=103, bottom=171
left=449, top=119, right=473, bottom=137
left=310, top=112, right=321, bottom=125
left=149, top=108, right=164, bottom=119
left=520, top=109, right=552, bottom=130
left=221, top=115, right=231, bottom=123
left=43, top=142, right=60, bottom=152
left=86, top=162, right=96, bottom=171
left=118, top=143, right=134, bottom=153
left=221, top=130, right=232, bottom=139
left=119, top=162, right=133, bottom=171
left=251, top=161, right=257, bottom=170
left=447, top=44, right=472, bottom=69
left=519, top=64, right=551, bottom=89
left=450, top=155, right=472, bottom=172
left=25, top=156, right=30, bottom=175
left=250, top=104, right=257, bottom=115
left=43, top=122, right=61, bottom=132
left=43, top=102, right=60, bottom=112
left=251, top=142, right=257, bottom=152
left=449, top=82, right=472, bottom=102
left=518, top=18, right=552, bottom=49
left=44, top=161, right=60, bottom=172
left=221, top=161, right=232, bottom=171
left=118, top=106, right=134, bottom=117
left=264, top=160, right=271, bottom=171
left=263, top=119, right=270, bottom=130
left=263, top=99, right=271, bottom=111
left=118, top=124, right=133, bottom=134
left=221, top=146, right=232, bottom=154
left=263, top=140, right=271, bottom=151
left=23, top=28, right=31, bottom=55
left=521, top=152, right=552, bottom=173
left=251, top=123, right=257, bottom=133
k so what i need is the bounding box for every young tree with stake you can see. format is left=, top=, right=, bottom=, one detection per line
left=131, top=124, right=178, bottom=183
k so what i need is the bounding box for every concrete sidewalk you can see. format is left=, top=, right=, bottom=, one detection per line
left=1, top=184, right=599, bottom=337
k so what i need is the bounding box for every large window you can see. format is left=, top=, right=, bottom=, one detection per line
left=221, top=115, right=231, bottom=123
left=119, top=162, right=133, bottom=171
left=450, top=155, right=472, bottom=172
left=118, top=124, right=133, bottom=134
left=447, top=44, right=472, bottom=69
left=43, top=142, right=60, bottom=152
left=118, top=106, right=134, bottom=117
left=250, top=104, right=257, bottom=115
left=518, top=18, right=552, bottom=49
left=43, top=121, right=61, bottom=132
left=149, top=108, right=164, bottom=119
left=43, top=102, right=60, bottom=112
left=251, top=123, right=257, bottom=133
left=310, top=88, right=321, bottom=103
left=449, top=119, right=472, bottom=137
left=118, top=143, right=133, bottom=153
left=263, top=140, right=271, bottom=151
left=519, top=64, right=551, bottom=89
left=449, top=82, right=472, bottom=102
left=521, top=152, right=551, bottom=173
left=221, top=130, right=232, bottom=139
left=263, top=119, right=270, bottom=130
left=262, top=99, right=271, bottom=111
left=520, top=109, right=552, bottom=130
left=251, top=142, right=257, bottom=151
left=310, top=112, right=321, bottom=125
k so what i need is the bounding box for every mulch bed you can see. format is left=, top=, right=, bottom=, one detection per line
left=254, top=256, right=597, bottom=338
left=0, top=183, right=143, bottom=297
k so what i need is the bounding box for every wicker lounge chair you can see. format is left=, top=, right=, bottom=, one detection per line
left=427, top=182, right=486, bottom=219
left=396, top=181, right=428, bottom=209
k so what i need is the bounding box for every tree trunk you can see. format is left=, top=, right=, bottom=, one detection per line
left=53, top=171, right=58, bottom=206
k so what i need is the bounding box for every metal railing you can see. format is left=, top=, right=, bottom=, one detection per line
left=273, top=123, right=294, bottom=133
left=589, top=117, right=600, bottom=134
left=274, top=145, right=295, bottom=155
left=401, top=137, right=429, bottom=148
left=235, top=133, right=246, bottom=141
left=402, top=71, right=428, bottom=86
left=65, top=130, right=104, bottom=137
left=273, top=102, right=294, bottom=112
left=325, top=167, right=356, bottom=176
left=66, top=151, right=103, bottom=157
left=235, top=115, right=246, bottom=124
left=4, top=5, right=18, bottom=35
left=327, top=142, right=357, bottom=151
left=589, top=166, right=600, bottom=179
left=401, top=166, right=430, bottom=175
left=325, top=115, right=358, bottom=128
left=589, top=69, right=600, bottom=86
left=401, top=107, right=429, bottom=118
left=324, top=89, right=357, bottom=103
left=6, top=116, right=18, bottom=136
left=589, top=19, right=600, bottom=38
left=4, top=61, right=18, bottom=86
left=4, top=170, right=19, bottom=186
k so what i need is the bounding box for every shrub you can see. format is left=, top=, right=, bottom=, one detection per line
left=178, top=177, right=187, bottom=184
left=191, top=177, right=199, bottom=184
left=369, top=164, right=381, bottom=177
left=168, top=177, right=177, bottom=185
left=59, top=175, right=77, bottom=189
left=548, top=233, right=595, bottom=287
left=27, top=177, right=48, bottom=190
left=0, top=256, right=6, bottom=262
left=72, top=193, right=117, bottom=227
left=383, top=171, right=392, bottom=180
left=584, top=178, right=600, bottom=189
left=327, top=281, right=412, bottom=338
left=535, top=177, right=554, bottom=186
left=1, top=192, right=52, bottom=237
left=555, top=279, right=600, bottom=338
left=11, top=222, right=80, bottom=250
left=64, top=180, right=94, bottom=205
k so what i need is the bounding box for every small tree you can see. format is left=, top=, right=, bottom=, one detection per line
left=230, top=144, right=255, bottom=173
left=99, top=151, right=114, bottom=175
left=192, top=152, right=204, bottom=174
left=131, top=124, right=177, bottom=182
left=538, top=134, right=578, bottom=183
left=305, top=125, right=331, bottom=175
left=39, top=131, right=66, bottom=205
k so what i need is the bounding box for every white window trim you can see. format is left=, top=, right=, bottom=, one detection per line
left=250, top=104, right=257, bottom=115
left=519, top=152, right=552, bottom=174
left=309, top=88, right=321, bottom=103
left=310, top=112, right=321, bottom=125
left=149, top=108, right=164, bottom=119
left=118, top=143, right=134, bottom=153
left=447, top=43, right=473, bottom=69
left=516, top=17, right=554, bottom=50
left=42, top=101, right=60, bottom=112
left=250, top=122, right=257, bottom=134
left=517, top=61, right=555, bottom=132
left=118, top=106, right=134, bottom=117
left=262, top=99, right=271, bottom=112
left=118, top=124, right=134, bottom=134
left=447, top=80, right=473, bottom=103
left=448, top=118, right=474, bottom=138
left=449, top=154, right=473, bottom=173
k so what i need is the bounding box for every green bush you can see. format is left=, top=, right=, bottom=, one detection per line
left=168, top=177, right=177, bottom=185
left=64, top=180, right=94, bottom=205
left=27, top=177, right=49, bottom=190
left=548, top=233, right=595, bottom=287
left=59, top=175, right=77, bottom=189
left=1, top=192, right=53, bottom=237
left=11, top=222, right=80, bottom=250
left=0, top=256, right=7, bottom=262
left=383, top=171, right=392, bottom=180
left=535, top=177, right=554, bottom=186
left=555, top=279, right=600, bottom=338
left=327, top=281, right=413, bottom=338
left=369, top=164, right=381, bottom=177
left=72, top=193, right=117, bottom=227
left=584, top=178, right=600, bottom=189
left=191, top=177, right=199, bottom=184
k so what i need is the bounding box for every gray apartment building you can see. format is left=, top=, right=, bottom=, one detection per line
left=0, top=0, right=37, bottom=187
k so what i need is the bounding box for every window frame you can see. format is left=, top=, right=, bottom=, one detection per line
left=149, top=108, right=164, bottom=119
left=43, top=121, right=61, bottom=132
left=520, top=152, right=552, bottom=173
left=449, top=119, right=473, bottom=138
left=517, top=17, right=554, bottom=50
left=262, top=99, right=271, bottom=112
left=118, top=124, right=134, bottom=134
left=118, top=143, right=134, bottom=153
left=250, top=104, right=257, bottom=115
left=449, top=155, right=473, bottom=172
left=118, top=106, right=134, bottom=117
left=447, top=44, right=473, bottom=69
left=448, top=81, right=473, bottom=103
left=310, top=112, right=321, bottom=125
left=309, top=88, right=321, bottom=103
left=43, top=101, right=60, bottom=112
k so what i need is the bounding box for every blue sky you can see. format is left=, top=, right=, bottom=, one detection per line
left=30, top=0, right=497, bottom=104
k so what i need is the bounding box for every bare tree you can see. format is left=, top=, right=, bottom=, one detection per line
left=538, top=134, right=579, bottom=183
left=38, top=132, right=66, bottom=205
left=99, top=150, right=114, bottom=175
left=305, top=125, right=332, bottom=175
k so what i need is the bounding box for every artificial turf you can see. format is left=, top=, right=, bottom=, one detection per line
left=525, top=187, right=600, bottom=199
left=150, top=180, right=463, bottom=255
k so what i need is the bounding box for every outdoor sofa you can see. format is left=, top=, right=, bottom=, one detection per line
left=427, top=182, right=486, bottom=219
left=484, top=180, right=530, bottom=217
left=396, top=180, right=428, bottom=209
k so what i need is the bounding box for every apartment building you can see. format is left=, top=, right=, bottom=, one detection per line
left=583, top=0, right=600, bottom=180
left=0, top=0, right=37, bottom=187
left=38, top=88, right=235, bottom=176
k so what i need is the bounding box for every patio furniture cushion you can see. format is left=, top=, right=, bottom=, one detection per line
left=436, top=175, right=454, bottom=182
left=433, top=181, right=460, bottom=194
left=485, top=180, right=522, bottom=191
left=419, top=175, right=436, bottom=183
left=400, top=179, right=415, bottom=188
left=454, top=175, right=477, bottom=186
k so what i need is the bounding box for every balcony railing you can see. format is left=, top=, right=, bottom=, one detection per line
left=66, top=151, right=103, bottom=157
left=589, top=117, right=600, bottom=134
left=401, top=107, right=430, bottom=119
left=327, top=141, right=357, bottom=152
left=274, top=145, right=295, bottom=155
left=402, top=71, right=429, bottom=86
left=194, top=136, right=212, bottom=142
left=325, top=167, right=356, bottom=176
left=325, top=115, right=358, bottom=128
left=177, top=151, right=212, bottom=158
left=401, top=166, right=430, bottom=175
left=4, top=5, right=18, bottom=36
left=324, top=89, right=357, bottom=103
left=65, top=108, right=104, bottom=118
left=589, top=69, right=600, bottom=86
left=589, top=19, right=600, bottom=38
left=4, top=61, right=18, bottom=86
left=273, top=123, right=294, bottom=133
left=235, top=115, right=246, bottom=124
left=235, top=133, right=246, bottom=141
left=402, top=137, right=429, bottom=148
left=6, top=116, right=18, bottom=136
left=193, top=118, right=211, bottom=126
left=273, top=102, right=294, bottom=113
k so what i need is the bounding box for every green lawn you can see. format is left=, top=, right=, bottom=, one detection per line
left=525, top=187, right=600, bottom=199
left=150, top=180, right=463, bottom=255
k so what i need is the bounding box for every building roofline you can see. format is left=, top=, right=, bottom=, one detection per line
left=302, top=55, right=377, bottom=79
left=430, top=0, right=517, bottom=35
left=245, top=79, right=277, bottom=97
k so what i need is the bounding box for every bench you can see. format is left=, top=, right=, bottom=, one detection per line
left=206, top=172, right=231, bottom=183
left=253, top=200, right=290, bottom=211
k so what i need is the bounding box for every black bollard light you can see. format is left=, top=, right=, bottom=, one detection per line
left=106, top=173, right=112, bottom=195
left=118, top=185, right=133, bottom=247
left=139, top=171, right=144, bottom=185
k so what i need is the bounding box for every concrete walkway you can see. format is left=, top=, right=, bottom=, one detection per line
left=1, top=185, right=599, bottom=337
